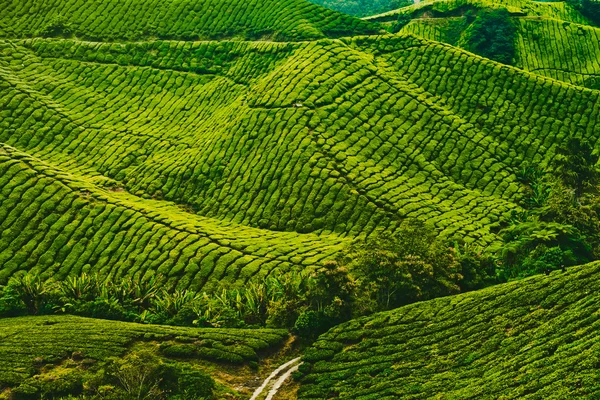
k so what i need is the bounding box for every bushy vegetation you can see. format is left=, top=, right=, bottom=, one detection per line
left=491, top=138, right=600, bottom=279
left=0, top=315, right=288, bottom=398
left=0, top=269, right=349, bottom=334
left=297, top=260, right=600, bottom=399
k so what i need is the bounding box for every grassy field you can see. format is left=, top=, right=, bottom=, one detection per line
left=0, top=315, right=290, bottom=396
left=298, top=260, right=600, bottom=399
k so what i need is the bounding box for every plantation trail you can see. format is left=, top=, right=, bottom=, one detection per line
left=250, top=357, right=303, bottom=400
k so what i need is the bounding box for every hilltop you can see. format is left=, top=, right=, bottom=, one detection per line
left=366, top=0, right=589, bottom=24
left=308, top=0, right=412, bottom=17
left=298, top=260, right=600, bottom=399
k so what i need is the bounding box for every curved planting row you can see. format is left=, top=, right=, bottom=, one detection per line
left=351, top=35, right=600, bottom=166
left=0, top=0, right=379, bottom=41
left=0, top=145, right=344, bottom=288
left=0, top=315, right=288, bottom=386
left=298, top=261, right=600, bottom=399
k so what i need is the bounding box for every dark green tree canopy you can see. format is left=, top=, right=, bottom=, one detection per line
left=459, top=8, right=517, bottom=64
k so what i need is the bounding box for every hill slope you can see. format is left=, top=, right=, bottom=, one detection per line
left=2, top=31, right=600, bottom=284
left=0, top=315, right=289, bottom=395
left=378, top=0, right=600, bottom=89
left=0, top=144, right=344, bottom=289
left=0, top=0, right=380, bottom=41
left=298, top=261, right=600, bottom=399
left=366, top=0, right=589, bottom=24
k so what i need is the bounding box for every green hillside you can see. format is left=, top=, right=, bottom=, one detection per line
left=0, top=315, right=289, bottom=396
left=2, top=0, right=600, bottom=397
left=308, top=0, right=412, bottom=17
left=0, top=0, right=380, bottom=41
left=298, top=260, right=600, bottom=399
left=2, top=30, right=600, bottom=284
left=0, top=144, right=344, bottom=290
left=379, top=0, right=600, bottom=89
left=366, top=0, right=589, bottom=24
left=401, top=16, right=600, bottom=89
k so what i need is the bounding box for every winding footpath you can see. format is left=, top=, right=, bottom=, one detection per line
left=250, top=357, right=303, bottom=400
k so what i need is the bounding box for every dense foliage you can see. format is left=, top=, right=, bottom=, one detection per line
left=335, top=220, right=462, bottom=312
left=298, top=260, right=600, bottom=399
left=492, top=138, right=600, bottom=279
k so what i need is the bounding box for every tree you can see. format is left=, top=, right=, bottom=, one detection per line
left=459, top=8, right=517, bottom=65
left=336, top=220, right=462, bottom=312
left=553, top=137, right=599, bottom=198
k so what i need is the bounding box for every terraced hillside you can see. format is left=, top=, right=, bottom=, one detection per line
left=0, top=315, right=289, bottom=394
left=2, top=26, right=600, bottom=284
left=366, top=0, right=589, bottom=24
left=0, top=0, right=380, bottom=41
left=2, top=0, right=600, bottom=281
left=0, top=144, right=344, bottom=289
left=298, top=260, right=600, bottom=399
left=308, top=0, right=412, bottom=17
left=380, top=0, right=600, bottom=89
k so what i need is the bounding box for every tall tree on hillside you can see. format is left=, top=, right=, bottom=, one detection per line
left=459, top=8, right=517, bottom=65
left=553, top=137, right=599, bottom=198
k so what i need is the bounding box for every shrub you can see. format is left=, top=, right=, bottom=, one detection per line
left=293, top=310, right=329, bottom=339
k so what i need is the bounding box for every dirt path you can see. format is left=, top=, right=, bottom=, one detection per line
left=250, top=357, right=303, bottom=400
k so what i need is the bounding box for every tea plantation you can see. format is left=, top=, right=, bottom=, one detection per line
left=0, top=144, right=345, bottom=289
left=386, top=0, right=600, bottom=89
left=2, top=0, right=600, bottom=396
left=0, top=315, right=289, bottom=393
left=298, top=261, right=600, bottom=399
left=0, top=0, right=380, bottom=41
